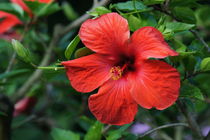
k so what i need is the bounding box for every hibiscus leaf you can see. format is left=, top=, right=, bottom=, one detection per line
left=165, top=22, right=195, bottom=33
left=0, top=3, right=24, bottom=17
left=88, top=6, right=111, bottom=17
left=0, top=69, right=30, bottom=80
left=180, top=81, right=204, bottom=101
left=200, top=57, right=210, bottom=72
left=142, top=0, right=165, bottom=5
left=127, top=15, right=141, bottom=32
left=106, top=124, right=132, bottom=140
left=112, top=1, right=148, bottom=12
left=84, top=121, right=103, bottom=140
left=172, top=7, right=196, bottom=24
left=36, top=2, right=61, bottom=17
left=51, top=127, right=80, bottom=140
left=64, top=35, right=80, bottom=60
left=74, top=47, right=94, bottom=58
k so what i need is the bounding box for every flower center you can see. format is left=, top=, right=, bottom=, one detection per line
left=110, top=64, right=127, bottom=80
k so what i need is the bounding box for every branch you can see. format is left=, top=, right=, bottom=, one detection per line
left=153, top=5, right=210, bottom=53
left=139, top=123, right=188, bottom=138
left=176, top=100, right=204, bottom=139
left=14, top=0, right=110, bottom=101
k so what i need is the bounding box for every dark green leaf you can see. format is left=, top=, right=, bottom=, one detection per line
left=37, top=3, right=60, bottom=17
left=0, top=69, right=30, bottom=80
left=51, top=128, right=80, bottom=140
left=74, top=47, right=93, bottom=58
left=88, top=6, right=111, bottom=17
left=84, top=121, right=103, bottom=140
left=143, top=0, right=165, bottom=5
left=0, top=3, right=23, bottom=17
left=113, top=1, right=147, bottom=12
left=166, top=22, right=195, bottom=33
left=200, top=57, right=210, bottom=72
left=106, top=124, right=131, bottom=140
left=172, top=7, right=196, bottom=24
left=180, top=81, right=204, bottom=101
left=64, top=35, right=80, bottom=60
left=62, top=2, right=78, bottom=20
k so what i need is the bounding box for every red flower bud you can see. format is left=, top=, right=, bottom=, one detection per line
left=13, top=97, right=37, bottom=117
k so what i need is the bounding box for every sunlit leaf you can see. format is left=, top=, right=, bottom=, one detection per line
left=200, top=57, right=210, bottom=72
left=51, top=128, right=80, bottom=140
left=65, top=35, right=80, bottom=60
left=84, top=121, right=103, bottom=140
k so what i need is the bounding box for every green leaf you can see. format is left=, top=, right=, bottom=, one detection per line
left=62, top=2, right=78, bottom=20
left=0, top=69, right=30, bottom=80
left=0, top=3, right=24, bottom=17
left=181, top=81, right=204, bottom=101
left=172, top=7, right=196, bottom=24
left=84, top=121, right=103, bottom=140
left=106, top=124, right=131, bottom=140
left=88, top=6, right=111, bottom=17
left=36, top=3, right=60, bottom=17
left=65, top=35, right=80, bottom=60
left=51, top=128, right=80, bottom=140
left=166, top=22, right=195, bottom=33
left=127, top=15, right=141, bottom=31
left=143, top=0, right=165, bottom=5
left=74, top=47, right=93, bottom=58
left=200, top=57, right=210, bottom=72
left=113, top=1, right=147, bottom=12
left=11, top=39, right=33, bottom=63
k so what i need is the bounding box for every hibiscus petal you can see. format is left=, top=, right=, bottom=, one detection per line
left=89, top=78, right=138, bottom=125
left=79, top=13, right=130, bottom=55
left=130, top=26, right=178, bottom=59
left=0, top=11, right=21, bottom=34
left=61, top=54, right=112, bottom=93
left=131, top=60, right=180, bottom=110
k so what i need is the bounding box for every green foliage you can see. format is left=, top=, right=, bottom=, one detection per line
left=0, top=2, right=24, bottom=17
left=172, top=7, right=196, bottom=23
left=51, top=128, right=80, bottom=140
left=142, top=0, right=165, bottom=5
left=88, top=6, right=111, bottom=17
left=106, top=124, right=131, bottom=140
left=112, top=1, right=148, bottom=12
left=180, top=81, right=204, bottom=101
left=200, top=57, right=210, bottom=72
left=84, top=121, right=103, bottom=140
left=64, top=35, right=80, bottom=60
left=11, top=39, right=34, bottom=63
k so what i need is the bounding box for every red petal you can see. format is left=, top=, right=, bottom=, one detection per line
left=130, top=60, right=180, bottom=110
left=79, top=13, right=130, bottom=55
left=89, top=78, right=138, bottom=125
left=11, top=0, right=33, bottom=16
left=62, top=54, right=113, bottom=93
left=130, top=26, right=178, bottom=59
left=0, top=11, right=22, bottom=34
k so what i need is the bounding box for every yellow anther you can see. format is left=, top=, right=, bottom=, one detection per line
left=110, top=66, right=123, bottom=80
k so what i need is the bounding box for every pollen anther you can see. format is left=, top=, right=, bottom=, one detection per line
left=110, top=66, right=123, bottom=80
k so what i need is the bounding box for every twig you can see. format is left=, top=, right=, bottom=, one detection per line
left=176, top=100, right=204, bottom=139
left=190, top=29, right=210, bottom=52
left=14, top=0, right=110, bottom=101
left=139, top=123, right=188, bottom=138
left=153, top=5, right=210, bottom=53
left=102, top=124, right=112, bottom=134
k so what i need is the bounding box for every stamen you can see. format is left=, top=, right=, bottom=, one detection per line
left=110, top=64, right=128, bottom=80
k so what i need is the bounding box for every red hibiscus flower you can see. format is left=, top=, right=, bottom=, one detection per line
left=11, top=0, right=53, bottom=17
left=0, top=11, right=22, bottom=40
left=62, top=13, right=180, bottom=125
